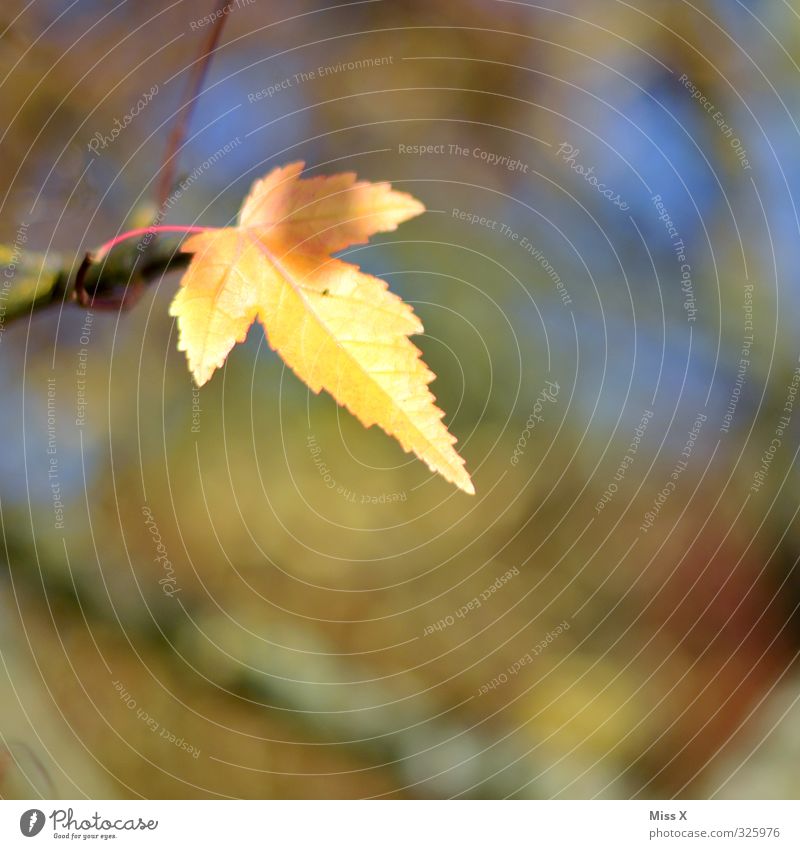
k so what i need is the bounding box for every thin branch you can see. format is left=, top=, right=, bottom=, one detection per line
left=74, top=224, right=211, bottom=308
left=1, top=238, right=191, bottom=325
left=156, top=0, right=231, bottom=209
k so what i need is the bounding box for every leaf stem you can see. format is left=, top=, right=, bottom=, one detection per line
left=93, top=225, right=213, bottom=261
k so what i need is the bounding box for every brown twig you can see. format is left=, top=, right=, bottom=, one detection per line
left=156, top=0, right=231, bottom=209
left=74, top=250, right=144, bottom=311
left=73, top=252, right=94, bottom=307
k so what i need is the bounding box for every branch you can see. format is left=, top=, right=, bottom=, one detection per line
left=156, top=0, right=230, bottom=209
left=0, top=236, right=190, bottom=326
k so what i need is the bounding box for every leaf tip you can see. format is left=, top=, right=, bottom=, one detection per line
left=191, top=368, right=212, bottom=388
left=459, top=477, right=476, bottom=496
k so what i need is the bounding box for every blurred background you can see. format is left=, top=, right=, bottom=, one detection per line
left=1, top=0, right=799, bottom=799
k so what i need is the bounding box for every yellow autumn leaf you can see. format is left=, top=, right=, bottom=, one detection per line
left=168, top=161, right=474, bottom=494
